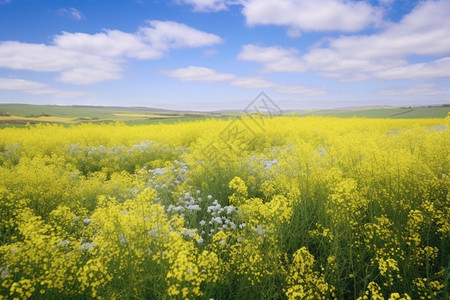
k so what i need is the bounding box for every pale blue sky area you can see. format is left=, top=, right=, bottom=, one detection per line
left=0, top=0, right=449, bottom=110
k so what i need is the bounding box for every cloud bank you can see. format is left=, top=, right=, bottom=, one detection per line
left=0, top=21, right=223, bottom=85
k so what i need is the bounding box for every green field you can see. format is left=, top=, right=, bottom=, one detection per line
left=0, top=104, right=224, bottom=119
left=289, top=106, right=450, bottom=118
left=0, top=104, right=449, bottom=129
left=0, top=104, right=230, bottom=128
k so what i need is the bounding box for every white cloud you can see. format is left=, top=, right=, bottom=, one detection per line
left=55, top=21, right=223, bottom=59
left=375, top=57, right=450, bottom=80
left=237, top=44, right=306, bottom=73
left=0, top=21, right=222, bottom=85
left=0, top=41, right=123, bottom=84
left=176, top=0, right=228, bottom=12
left=26, top=88, right=87, bottom=98
left=242, top=0, right=381, bottom=34
left=231, top=77, right=275, bottom=89
left=238, top=0, right=450, bottom=82
left=57, top=67, right=123, bottom=85
left=377, top=83, right=450, bottom=97
left=59, top=8, right=84, bottom=20
left=286, top=27, right=302, bottom=38
left=0, top=78, right=46, bottom=90
left=140, top=20, right=223, bottom=50
left=0, top=41, right=122, bottom=73
left=164, top=65, right=326, bottom=96
left=0, top=0, right=11, bottom=5
left=0, top=77, right=87, bottom=97
left=54, top=30, right=161, bottom=59
left=302, top=0, right=450, bottom=81
left=164, top=66, right=236, bottom=82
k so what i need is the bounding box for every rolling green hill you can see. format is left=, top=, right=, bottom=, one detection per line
left=0, top=104, right=448, bottom=128
left=289, top=106, right=450, bottom=119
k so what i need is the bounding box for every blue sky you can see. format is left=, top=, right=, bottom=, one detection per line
left=0, top=0, right=449, bottom=111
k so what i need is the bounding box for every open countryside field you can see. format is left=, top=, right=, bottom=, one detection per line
left=0, top=104, right=227, bottom=128
left=288, top=105, right=450, bottom=119
left=0, top=116, right=449, bottom=299
left=0, top=104, right=449, bottom=128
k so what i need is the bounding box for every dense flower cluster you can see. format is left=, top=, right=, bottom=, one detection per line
left=0, top=116, right=448, bottom=299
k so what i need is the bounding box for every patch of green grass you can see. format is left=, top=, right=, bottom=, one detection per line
left=0, top=104, right=226, bottom=125
left=290, top=106, right=450, bottom=118
left=0, top=104, right=213, bottom=119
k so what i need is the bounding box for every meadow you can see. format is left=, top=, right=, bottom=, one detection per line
left=0, top=104, right=229, bottom=128
left=0, top=116, right=449, bottom=299
left=1, top=104, right=449, bottom=129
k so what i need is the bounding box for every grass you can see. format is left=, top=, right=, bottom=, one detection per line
left=289, top=106, right=450, bottom=118
left=0, top=104, right=224, bottom=126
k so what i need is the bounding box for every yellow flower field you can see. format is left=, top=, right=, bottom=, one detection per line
left=0, top=116, right=448, bottom=299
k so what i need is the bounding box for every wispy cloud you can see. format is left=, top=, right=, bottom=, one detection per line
left=237, top=44, right=306, bottom=73
left=163, top=66, right=235, bottom=82
left=230, top=77, right=275, bottom=89
left=375, top=57, right=450, bottom=80
left=377, top=83, right=450, bottom=97
left=275, top=84, right=327, bottom=96
left=164, top=65, right=326, bottom=96
left=58, top=7, right=84, bottom=20
left=175, top=0, right=228, bottom=12
left=175, top=0, right=243, bottom=12
left=0, top=77, right=87, bottom=97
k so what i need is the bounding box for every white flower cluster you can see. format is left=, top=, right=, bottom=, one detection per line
left=0, top=266, right=10, bottom=279
left=58, top=239, right=70, bottom=246
left=163, top=188, right=246, bottom=239
left=128, top=140, right=158, bottom=154
left=166, top=191, right=203, bottom=217
left=206, top=199, right=237, bottom=231
left=79, top=242, right=95, bottom=251
left=263, top=158, right=278, bottom=170
left=146, top=160, right=188, bottom=200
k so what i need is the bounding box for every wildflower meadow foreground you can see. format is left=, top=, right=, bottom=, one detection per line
left=0, top=116, right=449, bottom=299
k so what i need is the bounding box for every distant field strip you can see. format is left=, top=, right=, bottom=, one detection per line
left=113, top=113, right=178, bottom=118
left=0, top=115, right=76, bottom=123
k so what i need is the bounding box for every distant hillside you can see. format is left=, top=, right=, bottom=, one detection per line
left=0, top=103, right=226, bottom=127
left=287, top=105, right=450, bottom=119
left=0, top=103, right=448, bottom=128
